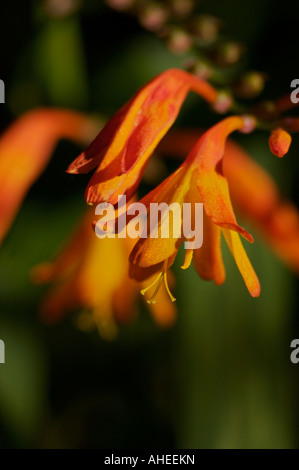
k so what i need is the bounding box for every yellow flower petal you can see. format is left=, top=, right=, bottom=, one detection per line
left=223, top=229, right=260, bottom=297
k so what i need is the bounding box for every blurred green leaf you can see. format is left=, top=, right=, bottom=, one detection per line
left=0, top=319, right=47, bottom=446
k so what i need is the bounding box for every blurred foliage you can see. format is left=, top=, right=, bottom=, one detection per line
left=0, top=0, right=299, bottom=449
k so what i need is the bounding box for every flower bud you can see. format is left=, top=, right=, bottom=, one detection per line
left=213, top=90, right=233, bottom=114
left=185, top=58, right=212, bottom=80
left=240, top=115, right=256, bottom=134
left=269, top=128, right=292, bottom=158
left=234, top=71, right=265, bottom=99
left=167, top=28, right=193, bottom=54
left=191, top=14, right=221, bottom=43
left=214, top=41, right=244, bottom=66
left=138, top=3, right=168, bottom=31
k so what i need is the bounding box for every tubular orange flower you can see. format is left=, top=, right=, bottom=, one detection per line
left=66, top=68, right=218, bottom=205
left=129, top=116, right=260, bottom=299
left=31, top=210, right=177, bottom=339
left=0, top=108, right=97, bottom=245
left=158, top=128, right=299, bottom=276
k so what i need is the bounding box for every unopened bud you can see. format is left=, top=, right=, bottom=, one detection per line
left=240, top=115, right=256, bottom=134
left=269, top=128, right=292, bottom=157
left=167, top=28, right=193, bottom=54
left=234, top=71, right=265, bottom=99
left=215, top=41, right=244, bottom=66
left=138, top=3, right=168, bottom=31
left=191, top=14, right=221, bottom=43
left=187, top=59, right=212, bottom=80
left=213, top=90, right=233, bottom=114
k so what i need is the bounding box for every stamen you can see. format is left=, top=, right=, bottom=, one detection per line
left=163, top=271, right=176, bottom=302
left=140, top=272, right=163, bottom=296
left=147, top=271, right=165, bottom=304
left=141, top=260, right=176, bottom=303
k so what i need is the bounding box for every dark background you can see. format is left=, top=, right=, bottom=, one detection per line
left=0, top=0, right=298, bottom=448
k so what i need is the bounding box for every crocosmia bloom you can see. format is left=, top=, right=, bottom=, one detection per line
left=158, top=128, right=299, bottom=277
left=66, top=68, right=218, bottom=205
left=32, top=210, right=177, bottom=339
left=129, top=116, right=261, bottom=300
left=0, top=108, right=97, bottom=245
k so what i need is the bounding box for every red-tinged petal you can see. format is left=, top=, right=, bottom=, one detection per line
left=67, top=102, right=130, bottom=174
left=193, top=211, right=225, bottom=285
left=85, top=146, right=150, bottom=205
left=171, top=68, right=218, bottom=103
left=121, top=74, right=189, bottom=172
left=67, top=68, right=218, bottom=204
left=157, top=128, right=299, bottom=277
left=186, top=115, right=247, bottom=171
left=157, top=130, right=280, bottom=222
left=0, top=108, right=96, bottom=245
left=269, top=128, right=292, bottom=158
left=66, top=69, right=190, bottom=176
left=179, top=117, right=255, bottom=241
left=223, top=229, right=260, bottom=297
left=197, top=170, right=253, bottom=242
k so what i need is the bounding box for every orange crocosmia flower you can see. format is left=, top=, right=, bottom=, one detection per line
left=66, top=68, right=218, bottom=205
left=129, top=116, right=260, bottom=300
left=0, top=108, right=97, bottom=245
left=31, top=210, right=176, bottom=339
left=158, top=128, right=299, bottom=276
